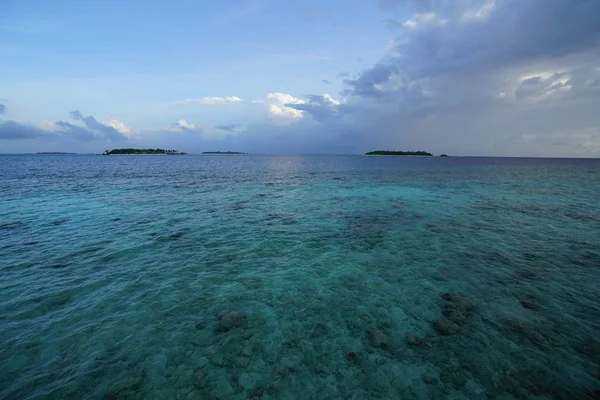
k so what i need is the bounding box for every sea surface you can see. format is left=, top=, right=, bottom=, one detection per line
left=1, top=154, right=599, bottom=400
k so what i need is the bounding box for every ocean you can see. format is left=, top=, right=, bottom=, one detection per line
left=1, top=154, right=599, bottom=399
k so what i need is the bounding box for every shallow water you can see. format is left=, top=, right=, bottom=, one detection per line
left=1, top=154, right=599, bottom=399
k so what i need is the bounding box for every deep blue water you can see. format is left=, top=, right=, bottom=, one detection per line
left=1, top=154, right=599, bottom=399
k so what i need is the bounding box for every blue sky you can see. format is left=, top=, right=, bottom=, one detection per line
left=2, top=0, right=600, bottom=156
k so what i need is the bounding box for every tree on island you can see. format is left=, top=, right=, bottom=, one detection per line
left=365, top=150, right=433, bottom=156
left=102, top=148, right=183, bottom=155
left=201, top=151, right=247, bottom=154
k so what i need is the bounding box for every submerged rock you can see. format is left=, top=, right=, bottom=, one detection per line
left=216, top=310, right=246, bottom=332
left=406, top=334, right=425, bottom=347
left=501, top=318, right=548, bottom=345
left=104, top=383, right=140, bottom=400
left=441, top=292, right=477, bottom=322
left=519, top=298, right=541, bottom=311
left=367, top=328, right=390, bottom=349
left=347, top=351, right=362, bottom=365
left=238, top=372, right=261, bottom=391
left=433, top=318, right=460, bottom=336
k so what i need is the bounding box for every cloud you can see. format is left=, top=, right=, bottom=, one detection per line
left=265, top=93, right=306, bottom=122
left=215, top=124, right=242, bottom=132
left=344, top=63, right=399, bottom=97
left=322, top=80, right=332, bottom=84
left=69, top=110, right=127, bottom=141
left=0, top=104, right=5, bottom=115
left=461, top=0, right=496, bottom=21
left=104, top=119, right=135, bottom=137
left=0, top=121, right=48, bottom=140
left=326, top=0, right=600, bottom=156
left=0, top=110, right=129, bottom=142
left=172, top=96, right=242, bottom=106
left=285, top=94, right=344, bottom=124
left=169, top=119, right=202, bottom=133
left=402, top=12, right=447, bottom=30
left=54, top=120, right=99, bottom=141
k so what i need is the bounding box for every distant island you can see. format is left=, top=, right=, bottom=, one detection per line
left=440, top=154, right=448, bottom=157
left=365, top=150, right=433, bottom=156
left=202, top=151, right=247, bottom=155
left=102, top=148, right=187, bottom=155
left=37, top=152, right=76, bottom=155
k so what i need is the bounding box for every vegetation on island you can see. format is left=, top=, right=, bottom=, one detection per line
left=440, top=154, right=448, bottom=157
left=102, top=148, right=186, bottom=155
left=365, top=150, right=433, bottom=156
left=201, top=151, right=247, bottom=154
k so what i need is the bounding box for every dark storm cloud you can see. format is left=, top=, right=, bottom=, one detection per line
left=249, top=0, right=600, bottom=156
left=348, top=0, right=600, bottom=99
left=215, top=124, right=241, bottom=132
left=344, top=63, right=399, bottom=97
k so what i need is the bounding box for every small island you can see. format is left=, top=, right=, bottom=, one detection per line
left=102, top=148, right=187, bottom=155
left=440, top=154, right=448, bottom=157
left=365, top=150, right=433, bottom=156
left=37, top=152, right=76, bottom=155
left=202, top=151, right=247, bottom=155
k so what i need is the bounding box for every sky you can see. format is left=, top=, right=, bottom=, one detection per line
left=1, top=0, right=600, bottom=156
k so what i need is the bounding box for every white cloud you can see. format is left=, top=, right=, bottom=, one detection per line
left=169, top=119, right=198, bottom=132
left=104, top=119, right=135, bottom=137
left=32, top=120, right=61, bottom=132
left=461, top=0, right=496, bottom=22
left=402, top=12, right=447, bottom=30
left=176, top=119, right=196, bottom=129
left=265, top=93, right=306, bottom=121
left=172, top=96, right=243, bottom=105
left=323, top=94, right=340, bottom=105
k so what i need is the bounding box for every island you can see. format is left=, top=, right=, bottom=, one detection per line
left=202, top=151, right=247, bottom=155
left=365, top=150, right=433, bottom=156
left=102, top=148, right=187, bottom=155
left=37, top=152, right=76, bottom=155
left=440, top=154, right=449, bottom=157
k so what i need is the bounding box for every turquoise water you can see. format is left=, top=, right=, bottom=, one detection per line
left=1, top=154, right=599, bottom=399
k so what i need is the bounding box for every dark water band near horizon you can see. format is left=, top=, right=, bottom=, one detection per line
left=1, top=154, right=599, bottom=399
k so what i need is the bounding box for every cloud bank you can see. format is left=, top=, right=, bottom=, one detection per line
left=172, top=96, right=243, bottom=106
left=0, top=110, right=128, bottom=142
